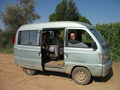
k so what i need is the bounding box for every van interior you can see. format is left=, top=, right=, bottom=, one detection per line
left=41, top=29, right=65, bottom=68
left=41, top=29, right=94, bottom=68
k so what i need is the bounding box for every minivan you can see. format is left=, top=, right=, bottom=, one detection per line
left=14, top=21, right=112, bottom=85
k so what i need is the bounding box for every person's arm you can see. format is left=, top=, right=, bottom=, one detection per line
left=60, top=37, right=64, bottom=47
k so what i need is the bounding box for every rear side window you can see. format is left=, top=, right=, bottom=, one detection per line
left=30, top=31, right=39, bottom=45
left=20, top=31, right=29, bottom=45
left=18, top=30, right=39, bottom=46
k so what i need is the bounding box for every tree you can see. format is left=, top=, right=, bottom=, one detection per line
left=49, top=0, right=91, bottom=25
left=0, top=0, right=40, bottom=45
left=79, top=16, right=91, bottom=25
left=49, top=0, right=80, bottom=21
left=0, top=29, right=3, bottom=34
left=49, top=13, right=56, bottom=21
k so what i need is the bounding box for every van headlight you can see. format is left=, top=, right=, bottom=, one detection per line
left=98, top=53, right=110, bottom=60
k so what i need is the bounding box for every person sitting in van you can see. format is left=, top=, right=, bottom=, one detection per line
left=68, top=32, right=88, bottom=47
left=41, top=33, right=47, bottom=49
left=46, top=31, right=52, bottom=45
left=53, top=31, right=63, bottom=47
left=41, top=33, right=48, bottom=60
left=42, top=33, right=58, bottom=59
left=52, top=31, right=64, bottom=56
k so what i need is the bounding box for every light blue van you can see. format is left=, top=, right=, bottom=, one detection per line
left=14, top=21, right=112, bottom=85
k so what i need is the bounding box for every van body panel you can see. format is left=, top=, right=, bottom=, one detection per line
left=65, top=63, right=102, bottom=76
left=18, top=21, right=95, bottom=32
left=64, top=47, right=103, bottom=76
left=44, top=67, right=65, bottom=73
left=14, top=30, right=42, bottom=70
left=14, top=45, right=42, bottom=70
left=102, top=58, right=112, bottom=77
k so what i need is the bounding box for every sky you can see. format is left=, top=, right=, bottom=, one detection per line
left=0, top=0, right=120, bottom=30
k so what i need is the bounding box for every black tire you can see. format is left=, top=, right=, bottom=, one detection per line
left=72, top=67, right=91, bottom=85
left=23, top=68, right=37, bottom=76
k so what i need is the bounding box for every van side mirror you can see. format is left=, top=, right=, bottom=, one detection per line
left=92, top=42, right=97, bottom=49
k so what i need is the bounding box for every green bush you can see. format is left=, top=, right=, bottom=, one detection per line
left=0, top=30, right=11, bottom=48
left=96, top=22, right=120, bottom=60
left=0, top=46, right=13, bottom=53
left=0, top=30, right=13, bottom=53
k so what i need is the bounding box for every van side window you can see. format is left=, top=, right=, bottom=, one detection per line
left=18, top=30, right=39, bottom=46
left=67, top=29, right=94, bottom=48
left=18, top=31, right=29, bottom=45
left=30, top=31, right=39, bottom=45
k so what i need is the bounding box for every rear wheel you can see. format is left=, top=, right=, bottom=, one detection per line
left=23, top=68, right=37, bottom=76
left=72, top=67, right=91, bottom=85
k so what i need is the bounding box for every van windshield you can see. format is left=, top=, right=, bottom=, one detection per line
left=90, top=29, right=107, bottom=47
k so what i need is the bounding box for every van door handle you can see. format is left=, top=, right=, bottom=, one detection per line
left=64, top=53, right=68, bottom=58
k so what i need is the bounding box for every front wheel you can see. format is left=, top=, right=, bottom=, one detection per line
left=72, top=67, right=91, bottom=85
left=23, top=68, right=37, bottom=76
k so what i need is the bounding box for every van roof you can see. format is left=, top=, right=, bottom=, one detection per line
left=18, top=21, right=94, bottom=30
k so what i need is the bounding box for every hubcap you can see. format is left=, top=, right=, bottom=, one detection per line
left=75, top=71, right=87, bottom=82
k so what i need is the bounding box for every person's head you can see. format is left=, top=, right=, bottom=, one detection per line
left=46, top=32, right=50, bottom=38
left=42, top=33, right=47, bottom=40
left=55, top=31, right=60, bottom=38
left=70, top=32, right=76, bottom=40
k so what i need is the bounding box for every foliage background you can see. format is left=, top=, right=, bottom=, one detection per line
left=96, top=23, right=120, bottom=60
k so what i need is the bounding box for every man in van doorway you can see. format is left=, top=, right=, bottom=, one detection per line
left=68, top=32, right=88, bottom=47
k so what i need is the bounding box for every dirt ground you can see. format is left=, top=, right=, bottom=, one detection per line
left=0, top=53, right=120, bottom=90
